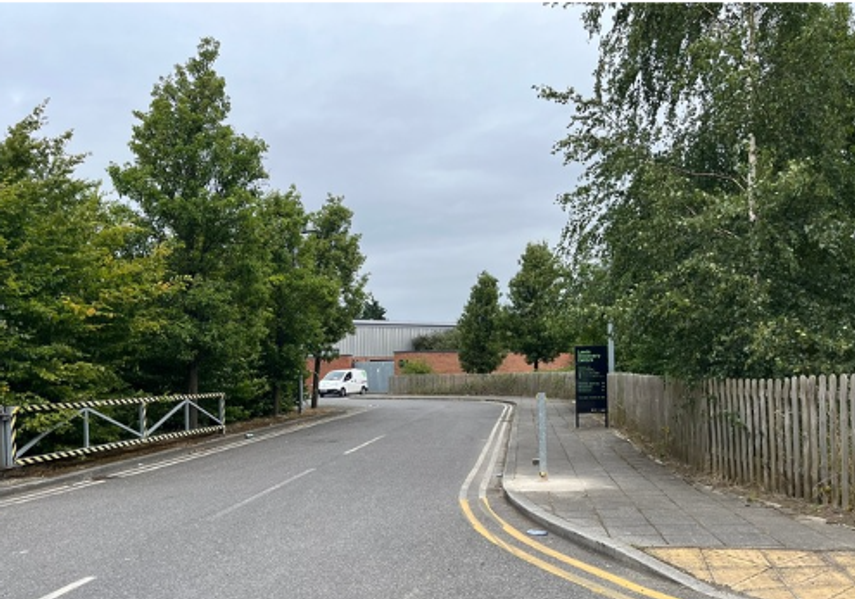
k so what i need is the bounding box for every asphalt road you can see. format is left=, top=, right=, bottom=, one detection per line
left=1, top=398, right=709, bottom=599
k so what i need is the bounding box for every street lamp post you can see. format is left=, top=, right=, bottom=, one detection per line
left=295, top=228, right=319, bottom=415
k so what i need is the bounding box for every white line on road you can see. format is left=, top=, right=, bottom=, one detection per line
left=208, top=468, right=316, bottom=520
left=479, top=409, right=510, bottom=499
left=0, top=481, right=105, bottom=510
left=37, top=576, right=96, bottom=599
left=459, top=403, right=511, bottom=501
left=343, top=435, right=386, bottom=455
left=112, top=410, right=364, bottom=479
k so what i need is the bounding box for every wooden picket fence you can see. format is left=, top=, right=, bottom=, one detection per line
left=609, top=373, right=855, bottom=509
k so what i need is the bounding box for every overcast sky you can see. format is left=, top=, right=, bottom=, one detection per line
left=1, top=2, right=598, bottom=324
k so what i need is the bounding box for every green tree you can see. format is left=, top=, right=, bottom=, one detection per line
left=108, top=37, right=270, bottom=407
left=358, top=292, right=387, bottom=320
left=503, top=242, right=567, bottom=370
left=540, top=3, right=855, bottom=379
left=0, top=103, right=170, bottom=404
left=257, top=186, right=337, bottom=416
left=457, top=271, right=504, bottom=374
left=305, top=195, right=367, bottom=408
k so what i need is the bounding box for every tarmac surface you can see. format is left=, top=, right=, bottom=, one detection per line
left=5, top=396, right=855, bottom=599
left=503, top=396, right=855, bottom=599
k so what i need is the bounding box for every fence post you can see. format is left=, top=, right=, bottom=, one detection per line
left=184, top=396, right=190, bottom=431
left=1, top=406, right=18, bottom=469
left=83, top=408, right=90, bottom=448
left=139, top=402, right=148, bottom=439
left=219, top=394, right=226, bottom=434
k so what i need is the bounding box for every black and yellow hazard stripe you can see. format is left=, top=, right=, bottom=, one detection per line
left=18, top=393, right=225, bottom=414
left=14, top=425, right=225, bottom=466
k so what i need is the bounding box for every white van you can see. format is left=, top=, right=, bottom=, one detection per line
left=318, top=368, right=368, bottom=397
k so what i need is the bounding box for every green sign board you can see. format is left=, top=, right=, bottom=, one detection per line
left=575, top=345, right=608, bottom=427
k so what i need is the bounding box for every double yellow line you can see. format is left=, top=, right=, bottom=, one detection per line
left=460, top=497, right=683, bottom=599
left=459, top=402, right=683, bottom=599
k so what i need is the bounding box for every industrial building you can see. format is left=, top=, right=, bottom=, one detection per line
left=321, top=320, right=455, bottom=393
left=312, top=320, right=573, bottom=394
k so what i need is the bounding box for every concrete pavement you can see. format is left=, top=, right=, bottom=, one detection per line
left=502, top=396, right=855, bottom=599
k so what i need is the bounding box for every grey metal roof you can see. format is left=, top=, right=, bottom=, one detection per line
left=336, top=320, right=455, bottom=357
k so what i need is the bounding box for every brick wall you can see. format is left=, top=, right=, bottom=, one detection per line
left=393, top=351, right=573, bottom=375
left=394, top=351, right=461, bottom=374
left=305, top=351, right=574, bottom=387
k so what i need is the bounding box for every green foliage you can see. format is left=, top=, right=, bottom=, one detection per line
left=0, top=103, right=170, bottom=404
left=503, top=242, right=568, bottom=370
left=257, top=186, right=306, bottom=414
left=304, top=194, right=368, bottom=406
left=457, top=271, right=505, bottom=374
left=1, top=38, right=372, bottom=423
left=256, top=186, right=338, bottom=415
left=399, top=359, right=433, bottom=375
left=541, top=3, right=855, bottom=379
left=108, top=37, right=271, bottom=405
left=358, top=292, right=387, bottom=320
left=412, top=329, right=460, bottom=351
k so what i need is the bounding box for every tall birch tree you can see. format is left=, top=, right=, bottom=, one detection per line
left=541, top=3, right=855, bottom=378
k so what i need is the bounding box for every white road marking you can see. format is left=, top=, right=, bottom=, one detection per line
left=479, top=407, right=511, bottom=499
left=459, top=403, right=511, bottom=501
left=37, top=576, right=95, bottom=599
left=0, top=481, right=105, bottom=509
left=208, top=468, right=316, bottom=520
left=343, top=435, right=385, bottom=455
left=113, top=410, right=363, bottom=479
left=1, top=409, right=365, bottom=509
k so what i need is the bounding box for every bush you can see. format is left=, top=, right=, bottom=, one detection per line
left=412, top=329, right=459, bottom=350
left=400, top=359, right=433, bottom=375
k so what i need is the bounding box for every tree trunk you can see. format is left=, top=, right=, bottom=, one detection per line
left=745, top=3, right=758, bottom=225
left=311, top=356, right=322, bottom=409
left=745, top=3, right=761, bottom=292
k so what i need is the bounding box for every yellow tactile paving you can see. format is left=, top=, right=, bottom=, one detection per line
left=777, top=564, right=843, bottom=588
left=763, top=550, right=826, bottom=568
left=828, top=551, right=855, bottom=570
left=744, top=588, right=797, bottom=599
left=657, top=549, right=709, bottom=578
left=645, top=548, right=855, bottom=599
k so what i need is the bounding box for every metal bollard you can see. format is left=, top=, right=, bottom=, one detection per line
left=537, top=392, right=548, bottom=478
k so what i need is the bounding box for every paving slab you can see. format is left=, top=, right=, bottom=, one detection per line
left=502, top=396, right=855, bottom=599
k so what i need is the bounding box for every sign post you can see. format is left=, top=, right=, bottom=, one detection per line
left=575, top=346, right=609, bottom=428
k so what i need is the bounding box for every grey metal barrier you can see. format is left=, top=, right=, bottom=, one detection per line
left=0, top=393, right=225, bottom=469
